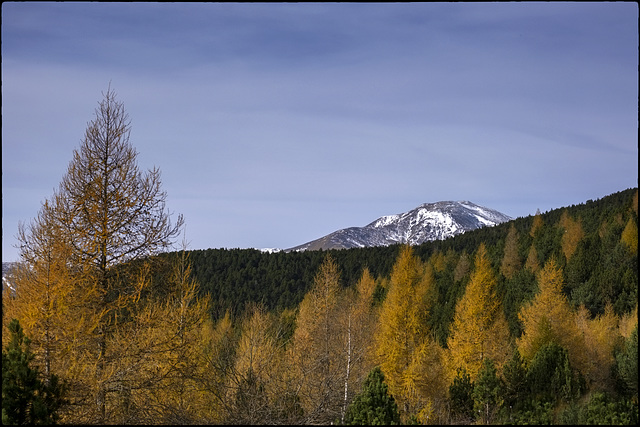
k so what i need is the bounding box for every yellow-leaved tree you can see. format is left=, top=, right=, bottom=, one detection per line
left=375, top=245, right=446, bottom=422
left=446, top=243, right=511, bottom=382
left=336, top=267, right=379, bottom=424
left=500, top=223, right=521, bottom=279
left=516, top=258, right=586, bottom=373
left=4, top=87, right=186, bottom=424
left=288, top=254, right=344, bottom=424
left=559, top=210, right=584, bottom=261
left=3, top=198, right=76, bottom=384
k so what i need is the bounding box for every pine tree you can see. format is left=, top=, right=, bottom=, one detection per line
left=616, top=325, right=638, bottom=400
left=448, top=367, right=474, bottom=423
left=2, top=319, right=66, bottom=425
left=472, top=358, right=502, bottom=425
left=446, top=244, right=511, bottom=382
left=343, top=366, right=400, bottom=425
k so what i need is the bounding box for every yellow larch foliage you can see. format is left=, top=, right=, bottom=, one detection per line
left=559, top=210, right=584, bottom=261
left=530, top=209, right=544, bottom=237
left=516, top=258, right=586, bottom=374
left=375, top=245, right=444, bottom=421
left=288, top=254, right=344, bottom=423
left=574, top=303, right=621, bottom=390
left=524, top=244, right=540, bottom=273
left=621, top=217, right=638, bottom=255
left=446, top=244, right=511, bottom=383
left=619, top=304, right=638, bottom=339
left=501, top=223, right=521, bottom=279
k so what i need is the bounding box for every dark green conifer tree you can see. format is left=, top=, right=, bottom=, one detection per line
left=2, top=319, right=65, bottom=425
left=343, top=366, right=400, bottom=425
left=449, top=367, right=475, bottom=423
left=472, top=358, right=502, bottom=424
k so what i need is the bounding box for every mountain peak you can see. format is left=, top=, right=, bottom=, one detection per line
left=287, top=201, right=511, bottom=252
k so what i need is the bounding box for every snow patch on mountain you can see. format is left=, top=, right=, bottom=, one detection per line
left=287, top=201, right=512, bottom=251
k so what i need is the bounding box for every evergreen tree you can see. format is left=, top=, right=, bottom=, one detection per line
left=472, top=358, right=502, bottom=425
left=501, top=349, right=528, bottom=411
left=616, top=325, right=638, bottom=400
left=343, top=367, right=400, bottom=425
left=2, top=319, right=65, bottom=425
left=448, top=367, right=474, bottom=423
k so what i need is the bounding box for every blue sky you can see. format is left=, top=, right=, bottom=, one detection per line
left=2, top=2, right=638, bottom=261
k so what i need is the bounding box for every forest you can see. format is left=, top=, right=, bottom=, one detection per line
left=2, top=87, right=638, bottom=425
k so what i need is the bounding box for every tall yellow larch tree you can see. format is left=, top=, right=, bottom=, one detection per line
left=453, top=250, right=471, bottom=282
left=337, top=268, right=379, bottom=424
left=619, top=304, right=638, bottom=339
left=516, top=258, right=586, bottom=374
left=224, top=304, right=293, bottom=424
left=58, top=87, right=184, bottom=423
left=574, top=303, right=621, bottom=390
left=7, top=87, right=185, bottom=424
left=446, top=243, right=511, bottom=382
left=197, top=310, right=237, bottom=423
left=125, top=249, right=211, bottom=424
left=524, top=244, right=540, bottom=273
left=288, top=254, right=344, bottom=424
left=620, top=217, right=638, bottom=255
left=3, top=198, right=75, bottom=382
left=500, top=223, right=521, bottom=279
left=559, top=210, right=584, bottom=261
left=375, top=245, right=444, bottom=421
left=530, top=209, right=544, bottom=238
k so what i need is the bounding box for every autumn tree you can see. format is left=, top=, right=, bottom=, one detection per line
left=574, top=303, right=622, bottom=390
left=288, top=254, right=344, bottom=423
left=620, top=217, right=638, bottom=255
left=524, top=244, right=540, bottom=273
left=446, top=244, right=511, bottom=382
left=375, top=245, right=446, bottom=422
left=501, top=223, right=521, bottom=279
left=109, top=248, right=212, bottom=424
left=516, top=258, right=587, bottom=379
left=530, top=209, right=544, bottom=238
left=220, top=303, right=303, bottom=424
left=3, top=198, right=75, bottom=386
left=337, top=268, right=379, bottom=423
left=559, top=210, right=584, bottom=261
left=8, top=87, right=184, bottom=423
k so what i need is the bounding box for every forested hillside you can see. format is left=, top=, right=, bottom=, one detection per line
left=160, top=187, right=638, bottom=335
left=5, top=186, right=637, bottom=424
left=4, top=87, right=636, bottom=425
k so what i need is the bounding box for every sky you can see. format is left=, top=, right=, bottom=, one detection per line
left=2, top=2, right=638, bottom=262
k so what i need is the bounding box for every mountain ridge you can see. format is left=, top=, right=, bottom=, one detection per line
left=286, top=200, right=512, bottom=252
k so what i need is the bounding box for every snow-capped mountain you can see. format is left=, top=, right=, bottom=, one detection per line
left=287, top=201, right=512, bottom=251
